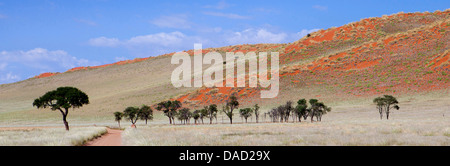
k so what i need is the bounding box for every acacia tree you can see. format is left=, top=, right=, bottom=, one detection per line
left=199, top=108, right=208, bottom=124
left=253, top=104, right=260, bottom=123
left=284, top=101, right=294, bottom=122
left=268, top=107, right=280, bottom=122
left=373, top=97, right=385, bottom=119
left=222, top=95, right=239, bottom=124
left=114, top=112, right=124, bottom=128
left=373, top=95, right=400, bottom=120
left=383, top=95, right=399, bottom=120
left=206, top=104, right=218, bottom=124
left=123, top=106, right=140, bottom=128
left=308, top=99, right=331, bottom=122
left=192, top=110, right=201, bottom=124
left=177, top=108, right=191, bottom=124
left=239, top=108, right=253, bottom=123
left=277, top=105, right=286, bottom=123
left=156, top=100, right=181, bottom=124
left=308, top=99, right=320, bottom=122
left=33, top=87, right=89, bottom=131
left=314, top=102, right=331, bottom=122
left=139, top=105, right=153, bottom=125
left=294, top=99, right=308, bottom=122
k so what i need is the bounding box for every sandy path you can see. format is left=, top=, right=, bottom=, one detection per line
left=85, top=128, right=123, bottom=146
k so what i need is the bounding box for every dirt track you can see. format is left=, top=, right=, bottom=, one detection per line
left=84, top=128, right=122, bottom=146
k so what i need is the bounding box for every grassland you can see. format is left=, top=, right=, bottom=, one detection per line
left=0, top=127, right=107, bottom=146
left=121, top=94, right=449, bottom=146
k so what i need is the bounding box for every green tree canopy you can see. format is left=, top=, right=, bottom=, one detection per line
left=239, top=108, right=253, bottom=123
left=123, top=106, right=140, bottom=127
left=222, top=94, right=239, bottom=124
left=373, top=95, right=400, bottom=120
left=114, top=112, right=124, bottom=128
left=156, top=100, right=182, bottom=124
left=33, top=87, right=89, bottom=131
left=139, top=105, right=153, bottom=125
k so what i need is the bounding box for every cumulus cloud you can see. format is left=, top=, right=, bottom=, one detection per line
left=225, top=28, right=288, bottom=45
left=0, top=48, right=95, bottom=69
left=88, top=37, right=121, bottom=47
left=0, top=48, right=98, bottom=84
left=126, top=31, right=187, bottom=46
left=89, top=32, right=192, bottom=47
left=0, top=72, right=20, bottom=83
left=88, top=31, right=209, bottom=56
left=87, top=28, right=321, bottom=57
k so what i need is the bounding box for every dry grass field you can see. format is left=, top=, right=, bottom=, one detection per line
left=0, top=127, right=106, bottom=146
left=121, top=94, right=449, bottom=146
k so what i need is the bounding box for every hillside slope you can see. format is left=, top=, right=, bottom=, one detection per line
left=0, top=10, right=448, bottom=125
left=175, top=10, right=450, bottom=108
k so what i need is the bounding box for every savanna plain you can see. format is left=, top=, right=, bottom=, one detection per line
left=1, top=93, right=448, bottom=146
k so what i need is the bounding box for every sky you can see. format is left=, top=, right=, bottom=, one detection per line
left=0, top=0, right=449, bottom=84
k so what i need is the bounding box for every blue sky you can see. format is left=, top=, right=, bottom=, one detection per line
left=0, top=0, right=449, bottom=84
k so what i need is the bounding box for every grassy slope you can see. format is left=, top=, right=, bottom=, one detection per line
left=0, top=10, right=449, bottom=127
left=0, top=56, right=196, bottom=125
left=174, top=10, right=450, bottom=109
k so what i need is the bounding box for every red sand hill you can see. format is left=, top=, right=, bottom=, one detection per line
left=33, top=10, right=450, bottom=108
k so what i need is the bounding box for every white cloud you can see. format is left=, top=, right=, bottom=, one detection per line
left=0, top=48, right=98, bottom=84
left=0, top=48, right=91, bottom=69
left=225, top=28, right=287, bottom=45
left=88, top=31, right=209, bottom=56
left=87, top=28, right=321, bottom=57
left=151, top=14, right=191, bottom=29
left=126, top=31, right=187, bottom=46
left=203, top=11, right=250, bottom=19
left=0, top=72, right=20, bottom=83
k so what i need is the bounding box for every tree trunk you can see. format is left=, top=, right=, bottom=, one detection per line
left=63, top=119, right=69, bottom=131
left=60, top=108, right=70, bottom=131
left=131, top=119, right=138, bottom=128
left=118, top=121, right=121, bottom=128
left=386, top=111, right=390, bottom=120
